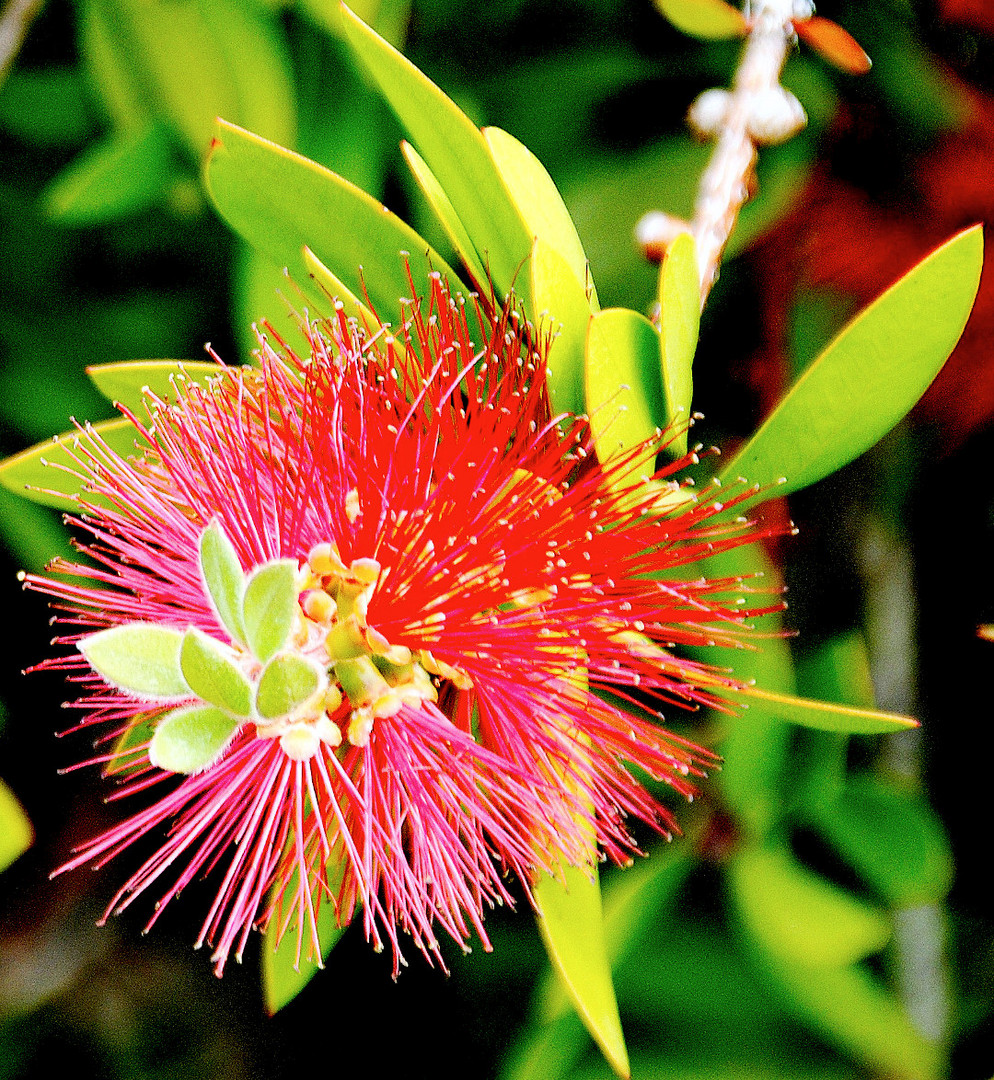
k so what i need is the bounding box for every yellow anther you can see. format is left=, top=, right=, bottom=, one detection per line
left=302, top=589, right=337, bottom=624
left=314, top=715, right=342, bottom=748
left=349, top=557, right=381, bottom=585
left=347, top=708, right=374, bottom=747
left=345, top=489, right=361, bottom=523
left=280, top=724, right=322, bottom=761
left=308, top=541, right=348, bottom=577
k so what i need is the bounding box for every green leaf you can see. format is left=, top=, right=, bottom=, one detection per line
left=103, top=0, right=238, bottom=158
left=86, top=360, right=226, bottom=413
left=180, top=628, right=253, bottom=717
left=400, top=141, right=489, bottom=289
left=730, top=843, right=891, bottom=968
left=338, top=3, right=532, bottom=300
left=149, top=704, right=241, bottom=774
left=0, top=418, right=149, bottom=512
left=80, top=623, right=187, bottom=699
left=263, top=853, right=349, bottom=1013
left=653, top=0, right=747, bottom=39
left=0, top=779, right=32, bottom=873
left=198, top=0, right=297, bottom=149
left=720, top=226, right=984, bottom=497
left=657, top=231, right=699, bottom=456
left=529, top=237, right=592, bottom=419
left=42, top=122, right=176, bottom=225
left=482, top=126, right=596, bottom=307
left=205, top=119, right=467, bottom=327
left=243, top=558, right=299, bottom=663
left=302, top=246, right=380, bottom=329
left=106, top=713, right=158, bottom=775
left=752, top=950, right=943, bottom=1080
left=199, top=521, right=248, bottom=648
left=585, top=307, right=664, bottom=465
left=78, top=0, right=150, bottom=131
left=808, top=778, right=953, bottom=908
left=731, top=685, right=919, bottom=735
left=256, top=654, right=324, bottom=720
left=534, top=863, right=630, bottom=1079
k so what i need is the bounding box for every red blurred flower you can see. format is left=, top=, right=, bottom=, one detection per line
left=25, top=275, right=780, bottom=975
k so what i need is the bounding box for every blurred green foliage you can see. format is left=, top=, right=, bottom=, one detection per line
left=1, top=1, right=991, bottom=1079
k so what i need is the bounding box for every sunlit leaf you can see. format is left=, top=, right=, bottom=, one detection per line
left=657, top=230, right=699, bottom=456
left=243, top=558, right=299, bottom=664
left=585, top=307, right=663, bottom=466
left=0, top=418, right=149, bottom=511
left=720, top=226, right=983, bottom=497
left=180, top=628, right=253, bottom=717
left=302, top=247, right=380, bottom=329
left=653, top=0, right=747, bottom=40
left=42, top=121, right=176, bottom=225
left=731, top=685, right=918, bottom=734
left=206, top=119, right=467, bottom=323
left=730, top=843, right=891, bottom=968
left=199, top=0, right=297, bottom=148
left=0, top=779, right=32, bottom=872
left=104, top=0, right=238, bottom=157
left=86, top=359, right=224, bottom=413
left=529, top=237, right=592, bottom=419
left=149, top=704, right=241, bottom=774
left=80, top=623, right=187, bottom=699
left=534, top=863, right=630, bottom=1079
left=256, top=654, right=324, bottom=720
left=795, top=16, right=872, bottom=76
left=483, top=126, right=596, bottom=307
left=338, top=3, right=531, bottom=300
left=400, top=141, right=489, bottom=289
left=199, top=520, right=248, bottom=648
left=263, top=853, right=349, bottom=1013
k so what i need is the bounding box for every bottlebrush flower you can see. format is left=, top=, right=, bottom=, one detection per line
left=23, top=273, right=781, bottom=976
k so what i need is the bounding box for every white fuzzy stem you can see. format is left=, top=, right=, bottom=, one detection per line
left=691, top=0, right=798, bottom=305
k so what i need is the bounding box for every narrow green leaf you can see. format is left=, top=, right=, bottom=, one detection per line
left=149, top=704, right=241, bottom=774
left=86, top=360, right=226, bottom=413
left=0, top=779, right=33, bottom=872
left=338, top=3, right=531, bottom=300
left=534, top=863, right=630, bottom=1079
left=720, top=226, right=984, bottom=497
left=808, top=778, right=953, bottom=908
left=263, top=852, right=349, bottom=1013
left=256, top=654, right=324, bottom=720
left=205, top=119, right=467, bottom=326
left=78, top=0, right=149, bottom=132
left=732, top=685, right=919, bottom=735
left=180, top=627, right=253, bottom=717
left=302, top=246, right=380, bottom=329
left=42, top=121, right=176, bottom=225
left=585, top=307, right=664, bottom=465
left=751, top=950, right=943, bottom=1080
left=657, top=231, right=699, bottom=456
left=730, top=843, right=891, bottom=968
left=105, top=0, right=238, bottom=158
left=199, top=0, right=297, bottom=149
left=482, top=126, right=597, bottom=308
left=243, top=558, right=299, bottom=663
left=529, top=237, right=592, bottom=419
left=653, top=0, right=747, bottom=39
left=199, top=521, right=247, bottom=648
left=400, top=141, right=489, bottom=289
left=106, top=713, right=157, bottom=775
left=80, top=623, right=187, bottom=699
left=0, top=417, right=149, bottom=511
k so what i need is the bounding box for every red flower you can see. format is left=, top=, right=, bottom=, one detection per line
left=25, top=275, right=780, bottom=975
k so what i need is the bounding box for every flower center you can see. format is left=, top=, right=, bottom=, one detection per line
left=262, top=542, right=471, bottom=757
